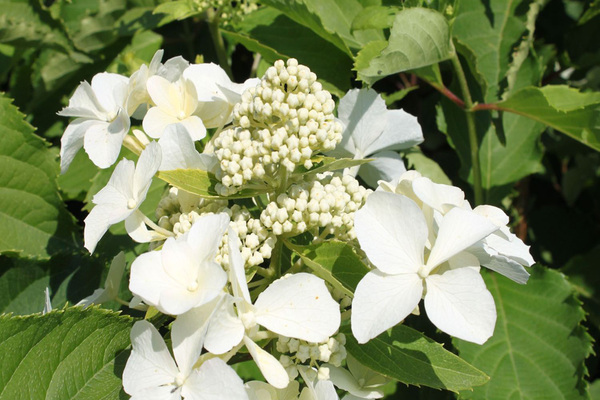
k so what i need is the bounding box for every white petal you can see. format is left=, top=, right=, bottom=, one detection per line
left=133, top=141, right=161, bottom=198
left=83, top=205, right=114, bottom=253
left=172, top=299, right=221, bottom=375
left=354, top=191, right=426, bottom=275
left=147, top=75, right=182, bottom=115
left=485, top=232, right=535, bottom=267
left=103, top=251, right=126, bottom=298
left=326, top=365, right=382, bottom=399
left=364, top=109, right=423, bottom=156
left=351, top=270, right=423, bottom=343
left=183, top=63, right=231, bottom=102
left=412, top=176, right=465, bottom=214
left=245, top=381, right=300, bottom=400
left=143, top=106, right=179, bottom=138
left=314, top=380, right=339, bottom=400
left=186, top=213, right=230, bottom=263
left=179, top=116, right=207, bottom=141
left=123, top=321, right=178, bottom=397
left=90, top=72, right=129, bottom=112
left=158, top=56, right=189, bottom=82
left=125, top=211, right=167, bottom=243
left=58, top=81, right=106, bottom=119
left=228, top=228, right=252, bottom=304
left=129, top=251, right=178, bottom=308
left=426, top=207, right=498, bottom=269
left=473, top=205, right=509, bottom=227
left=244, top=336, right=289, bottom=389
left=159, top=125, right=215, bottom=171
left=204, top=294, right=245, bottom=355
left=83, top=109, right=130, bottom=169
left=76, top=288, right=107, bottom=308
left=424, top=268, right=496, bottom=344
left=93, top=158, right=135, bottom=208
left=59, top=118, right=96, bottom=173
left=337, top=88, right=387, bottom=156
left=358, top=151, right=406, bottom=188
left=183, top=358, right=249, bottom=400
left=254, top=273, right=340, bottom=343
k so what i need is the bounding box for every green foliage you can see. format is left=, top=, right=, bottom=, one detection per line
left=342, top=324, right=489, bottom=391
left=285, top=240, right=369, bottom=297
left=355, top=7, right=452, bottom=85
left=0, top=94, right=78, bottom=259
left=0, top=307, right=133, bottom=400
left=497, top=85, right=600, bottom=152
left=454, top=267, right=593, bottom=399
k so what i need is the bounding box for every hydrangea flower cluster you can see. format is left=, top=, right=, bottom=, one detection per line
left=58, top=51, right=534, bottom=399
left=213, top=59, right=343, bottom=195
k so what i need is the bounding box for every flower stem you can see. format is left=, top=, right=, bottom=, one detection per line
left=450, top=47, right=483, bottom=205
left=206, top=8, right=233, bottom=80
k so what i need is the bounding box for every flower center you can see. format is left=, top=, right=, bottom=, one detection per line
left=127, top=199, right=137, bottom=209
left=177, top=110, right=186, bottom=120
left=174, top=372, right=186, bottom=387
left=187, top=280, right=199, bottom=292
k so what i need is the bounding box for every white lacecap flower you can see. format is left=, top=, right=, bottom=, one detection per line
left=84, top=141, right=162, bottom=254
left=351, top=190, right=500, bottom=344
left=187, top=228, right=340, bottom=388
left=329, top=88, right=423, bottom=188
left=129, top=212, right=229, bottom=315
left=127, top=49, right=190, bottom=118
left=142, top=75, right=207, bottom=141
left=378, top=171, right=534, bottom=283
left=77, top=252, right=126, bottom=307
left=58, top=72, right=130, bottom=173
left=123, top=320, right=248, bottom=400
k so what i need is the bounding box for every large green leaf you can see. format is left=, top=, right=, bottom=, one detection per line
left=341, top=324, right=489, bottom=391
left=0, top=94, right=78, bottom=259
left=455, top=267, right=593, bottom=399
left=0, top=307, right=133, bottom=400
left=497, top=85, right=600, bottom=152
left=224, top=7, right=354, bottom=97
left=452, top=0, right=528, bottom=102
left=285, top=240, right=369, bottom=297
left=355, top=7, right=452, bottom=86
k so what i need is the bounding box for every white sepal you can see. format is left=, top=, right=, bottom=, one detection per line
left=243, top=336, right=289, bottom=389
left=254, top=273, right=341, bottom=343
left=424, top=267, right=496, bottom=344
left=351, top=270, right=423, bottom=344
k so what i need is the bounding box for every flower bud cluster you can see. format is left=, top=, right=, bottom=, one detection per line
left=277, top=333, right=347, bottom=379
left=260, top=173, right=371, bottom=240
left=155, top=187, right=275, bottom=267
left=213, top=59, right=343, bottom=195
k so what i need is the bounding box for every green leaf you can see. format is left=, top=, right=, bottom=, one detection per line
left=341, top=324, right=489, bottom=391
left=497, top=85, right=600, bottom=152
left=224, top=7, right=354, bottom=97
left=258, top=0, right=353, bottom=55
left=0, top=94, right=78, bottom=259
left=157, top=169, right=265, bottom=199
left=355, top=7, right=452, bottom=86
left=284, top=240, right=369, bottom=297
left=403, top=148, right=452, bottom=185
left=452, top=0, right=528, bottom=102
left=455, top=267, right=593, bottom=399
left=351, top=5, right=398, bottom=31
left=0, top=307, right=133, bottom=400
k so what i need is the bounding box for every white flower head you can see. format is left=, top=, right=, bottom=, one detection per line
left=127, top=49, right=190, bottom=118
left=332, top=88, right=423, bottom=187
left=351, top=191, right=499, bottom=344
left=142, top=75, right=206, bottom=141
left=123, top=320, right=248, bottom=400
left=84, top=141, right=162, bottom=253
left=184, top=63, right=260, bottom=128
left=129, top=213, right=230, bottom=315
left=58, top=72, right=130, bottom=173
left=194, top=228, right=341, bottom=388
